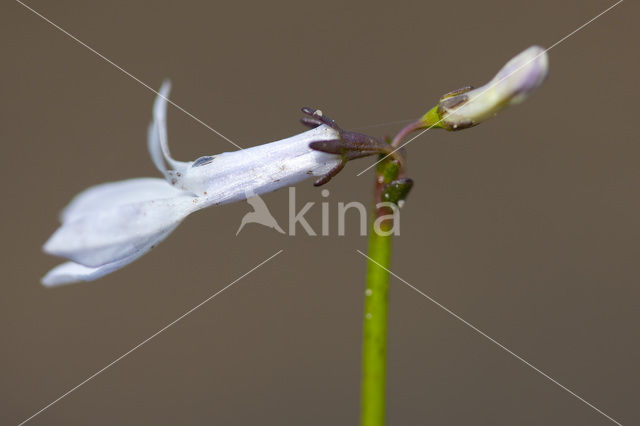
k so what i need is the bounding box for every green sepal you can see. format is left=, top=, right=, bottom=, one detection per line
left=419, top=105, right=444, bottom=129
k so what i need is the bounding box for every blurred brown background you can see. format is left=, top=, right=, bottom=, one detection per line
left=2, top=0, right=638, bottom=424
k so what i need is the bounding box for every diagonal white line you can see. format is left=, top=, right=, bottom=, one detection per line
left=15, top=0, right=242, bottom=150
left=356, top=0, right=624, bottom=177
left=356, top=249, right=623, bottom=426
left=18, top=250, right=283, bottom=426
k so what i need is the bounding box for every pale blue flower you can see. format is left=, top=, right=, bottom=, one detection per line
left=43, top=82, right=341, bottom=286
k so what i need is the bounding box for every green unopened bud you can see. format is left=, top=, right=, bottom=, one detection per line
left=421, top=46, right=549, bottom=131
left=381, top=178, right=413, bottom=206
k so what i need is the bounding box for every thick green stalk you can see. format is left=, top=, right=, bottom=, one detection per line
left=361, top=224, right=392, bottom=426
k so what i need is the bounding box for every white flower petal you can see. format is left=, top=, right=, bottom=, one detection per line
left=61, top=177, right=186, bottom=223
left=44, top=188, right=197, bottom=267
left=42, top=226, right=176, bottom=287
left=147, top=80, right=189, bottom=176
left=42, top=261, right=119, bottom=287
left=172, top=124, right=342, bottom=203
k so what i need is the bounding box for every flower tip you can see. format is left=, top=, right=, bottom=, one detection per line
left=154, top=80, right=172, bottom=117
left=41, top=270, right=66, bottom=288
left=42, top=228, right=74, bottom=260
left=41, top=262, right=80, bottom=287
left=41, top=233, right=59, bottom=258
left=160, top=79, right=172, bottom=95
left=41, top=262, right=96, bottom=287
left=495, top=45, right=549, bottom=106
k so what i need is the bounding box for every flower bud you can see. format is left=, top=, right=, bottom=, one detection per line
left=422, top=46, right=549, bottom=130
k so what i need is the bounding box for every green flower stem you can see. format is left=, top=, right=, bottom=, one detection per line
left=361, top=221, right=392, bottom=426
left=361, top=160, right=399, bottom=426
